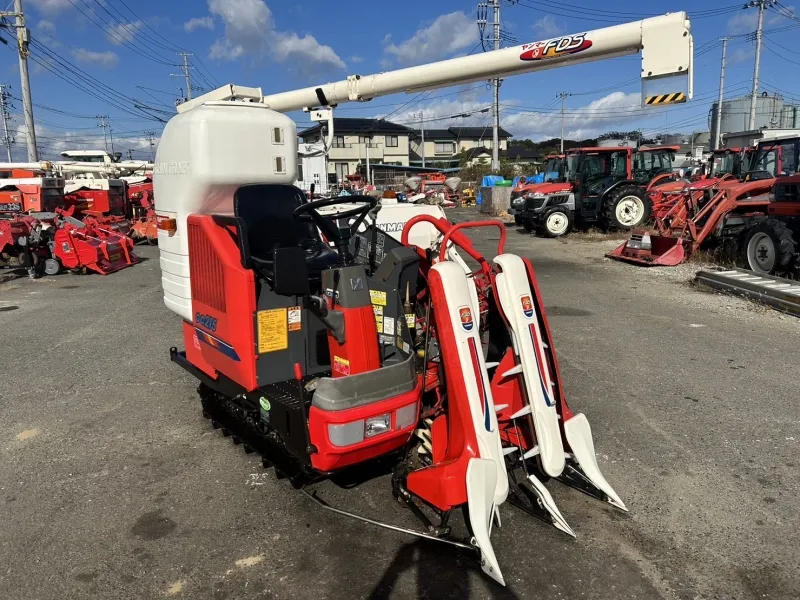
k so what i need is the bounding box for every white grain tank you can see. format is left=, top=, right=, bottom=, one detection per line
left=154, top=101, right=298, bottom=320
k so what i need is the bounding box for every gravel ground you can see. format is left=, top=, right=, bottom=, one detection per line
left=1, top=209, right=798, bottom=600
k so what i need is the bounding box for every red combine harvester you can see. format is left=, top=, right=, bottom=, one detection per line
left=610, top=134, right=800, bottom=267
left=57, top=150, right=156, bottom=241
left=0, top=163, right=65, bottom=213
left=155, top=11, right=693, bottom=587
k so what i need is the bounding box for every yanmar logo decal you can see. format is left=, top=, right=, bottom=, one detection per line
left=520, top=295, right=534, bottom=318
left=459, top=307, right=474, bottom=332
left=520, top=34, right=592, bottom=61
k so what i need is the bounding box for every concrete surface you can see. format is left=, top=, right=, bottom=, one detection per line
left=1, top=209, right=798, bottom=600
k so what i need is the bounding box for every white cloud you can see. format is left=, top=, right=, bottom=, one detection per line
left=72, top=48, right=119, bottom=68
left=728, top=47, right=753, bottom=66
left=350, top=55, right=364, bottom=63
left=728, top=5, right=794, bottom=33
left=208, top=0, right=345, bottom=74
left=531, top=15, right=563, bottom=39
left=105, top=21, right=144, bottom=46
left=502, top=92, right=645, bottom=141
left=37, top=20, right=57, bottom=32
left=184, top=16, right=215, bottom=32
left=26, top=0, right=72, bottom=12
left=384, top=12, right=479, bottom=66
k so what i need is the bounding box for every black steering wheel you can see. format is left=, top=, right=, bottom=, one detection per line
left=293, top=195, right=378, bottom=261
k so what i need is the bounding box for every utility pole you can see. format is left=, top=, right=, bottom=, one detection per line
left=744, top=1, right=775, bottom=130
left=0, top=85, right=15, bottom=161
left=714, top=38, right=728, bottom=150
left=0, top=0, right=38, bottom=160
left=171, top=52, right=194, bottom=102
left=558, top=92, right=571, bottom=153
left=419, top=111, right=425, bottom=168
left=145, top=131, right=156, bottom=160
left=96, top=115, right=114, bottom=154
left=491, top=0, right=501, bottom=172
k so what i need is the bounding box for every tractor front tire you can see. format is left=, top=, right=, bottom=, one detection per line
left=603, top=185, right=651, bottom=230
left=540, top=206, right=573, bottom=238
left=745, top=219, right=797, bottom=275
left=522, top=218, right=535, bottom=233
left=514, top=215, right=522, bottom=226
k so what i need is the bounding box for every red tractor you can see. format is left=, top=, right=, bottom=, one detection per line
left=742, top=173, right=800, bottom=275
left=610, top=134, right=800, bottom=267
left=513, top=145, right=679, bottom=236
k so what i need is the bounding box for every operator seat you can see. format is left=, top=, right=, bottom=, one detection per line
left=234, top=184, right=339, bottom=283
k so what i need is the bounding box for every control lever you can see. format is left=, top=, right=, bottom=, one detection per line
left=307, top=295, right=346, bottom=345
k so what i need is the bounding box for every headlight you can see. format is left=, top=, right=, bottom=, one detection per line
left=512, top=197, right=525, bottom=205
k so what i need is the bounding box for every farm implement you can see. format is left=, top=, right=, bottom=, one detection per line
left=155, top=10, right=694, bottom=586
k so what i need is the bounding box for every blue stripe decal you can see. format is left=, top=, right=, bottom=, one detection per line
left=529, top=324, right=555, bottom=407
left=468, top=337, right=492, bottom=432
left=195, top=328, right=241, bottom=362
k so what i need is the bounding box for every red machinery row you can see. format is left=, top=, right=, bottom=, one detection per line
left=610, top=133, right=800, bottom=273
left=0, top=156, right=155, bottom=278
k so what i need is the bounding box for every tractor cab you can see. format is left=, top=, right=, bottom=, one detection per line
left=632, top=146, right=678, bottom=187
left=542, top=153, right=567, bottom=182
left=571, top=148, right=634, bottom=224
left=709, top=148, right=748, bottom=180
left=744, top=134, right=800, bottom=181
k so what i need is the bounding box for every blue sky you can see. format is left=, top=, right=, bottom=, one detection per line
left=2, top=0, right=799, bottom=159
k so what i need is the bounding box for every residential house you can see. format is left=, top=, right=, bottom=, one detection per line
left=410, top=126, right=512, bottom=167
left=298, top=118, right=414, bottom=182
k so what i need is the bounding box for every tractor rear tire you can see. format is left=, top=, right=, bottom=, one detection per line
left=745, top=219, right=797, bottom=275
left=522, top=218, right=535, bottom=233
left=603, top=185, right=651, bottom=230
left=539, top=206, right=573, bottom=238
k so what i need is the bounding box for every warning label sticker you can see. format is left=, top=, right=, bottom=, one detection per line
left=333, top=355, right=350, bottom=376
left=288, top=306, right=302, bottom=332
left=370, top=290, right=387, bottom=306
left=257, top=308, right=288, bottom=353
left=373, top=305, right=384, bottom=332
left=405, top=313, right=415, bottom=331
left=383, top=316, right=395, bottom=338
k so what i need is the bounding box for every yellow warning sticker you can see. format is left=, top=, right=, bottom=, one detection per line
left=333, top=355, right=350, bottom=376
left=373, top=304, right=384, bottom=332
left=405, top=313, right=415, bottom=331
left=287, top=306, right=302, bottom=332
left=370, top=290, right=387, bottom=306
left=257, top=308, right=288, bottom=353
